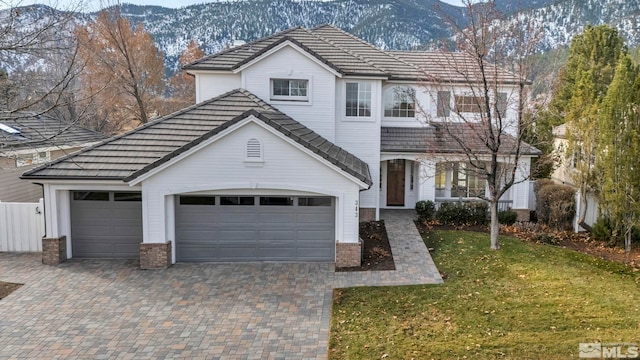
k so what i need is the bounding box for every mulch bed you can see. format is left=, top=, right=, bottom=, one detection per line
left=0, top=281, right=22, bottom=300
left=337, top=220, right=396, bottom=272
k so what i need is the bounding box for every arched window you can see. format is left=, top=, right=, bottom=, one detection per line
left=384, top=86, right=415, bottom=118
left=246, top=138, right=262, bottom=161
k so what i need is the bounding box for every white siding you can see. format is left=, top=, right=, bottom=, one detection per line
left=141, top=120, right=362, bottom=262
left=196, top=73, right=241, bottom=103
left=335, top=78, right=382, bottom=210
left=241, top=46, right=337, bottom=141
left=423, top=84, right=521, bottom=136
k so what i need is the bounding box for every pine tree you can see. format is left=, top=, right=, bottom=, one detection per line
left=597, top=54, right=640, bottom=252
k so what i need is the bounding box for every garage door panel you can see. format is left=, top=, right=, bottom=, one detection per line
left=258, top=230, right=296, bottom=241
left=71, top=191, right=142, bottom=259
left=297, top=230, right=334, bottom=240
left=175, top=195, right=334, bottom=262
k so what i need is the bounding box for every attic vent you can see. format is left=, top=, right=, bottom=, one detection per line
left=245, top=138, right=262, bottom=161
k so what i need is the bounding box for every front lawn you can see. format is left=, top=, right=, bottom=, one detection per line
left=329, top=231, right=640, bottom=359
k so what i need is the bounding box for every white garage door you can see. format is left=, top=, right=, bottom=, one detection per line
left=175, top=195, right=335, bottom=262
left=70, top=191, right=142, bottom=258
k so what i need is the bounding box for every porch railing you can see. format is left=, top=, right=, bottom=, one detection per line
left=434, top=198, right=513, bottom=212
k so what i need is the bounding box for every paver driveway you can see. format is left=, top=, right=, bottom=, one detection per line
left=0, top=210, right=441, bottom=359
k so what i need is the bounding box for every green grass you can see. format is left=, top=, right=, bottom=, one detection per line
left=329, top=231, right=640, bottom=359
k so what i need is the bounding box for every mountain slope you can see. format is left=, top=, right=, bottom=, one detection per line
left=1, top=0, right=639, bottom=76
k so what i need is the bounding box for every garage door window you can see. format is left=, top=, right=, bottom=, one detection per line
left=73, top=191, right=109, bottom=201
left=220, top=196, right=255, bottom=205
left=260, top=196, right=293, bottom=206
left=180, top=196, right=216, bottom=205
left=298, top=197, right=332, bottom=206
left=114, top=192, right=142, bottom=202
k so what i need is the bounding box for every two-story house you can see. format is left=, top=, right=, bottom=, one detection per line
left=23, top=25, right=539, bottom=268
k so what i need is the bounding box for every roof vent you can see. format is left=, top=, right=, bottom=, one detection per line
left=232, top=39, right=246, bottom=47
left=246, top=138, right=262, bottom=160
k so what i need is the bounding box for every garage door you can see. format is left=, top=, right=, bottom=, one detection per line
left=70, top=191, right=142, bottom=258
left=175, top=195, right=335, bottom=262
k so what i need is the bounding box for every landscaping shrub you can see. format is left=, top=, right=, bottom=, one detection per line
left=592, top=217, right=612, bottom=243
left=536, top=182, right=575, bottom=231
left=436, top=202, right=488, bottom=226
left=415, top=200, right=436, bottom=221
left=468, top=202, right=488, bottom=225
left=498, top=209, right=518, bottom=225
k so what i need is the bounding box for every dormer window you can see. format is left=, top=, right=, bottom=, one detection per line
left=384, top=86, right=415, bottom=117
left=271, top=79, right=308, bottom=101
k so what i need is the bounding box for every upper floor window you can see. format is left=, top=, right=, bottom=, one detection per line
left=436, top=91, right=451, bottom=117
left=271, top=79, right=308, bottom=101
left=345, top=82, right=371, bottom=117
left=496, top=92, right=508, bottom=116
left=384, top=86, right=415, bottom=118
left=455, top=95, right=486, bottom=113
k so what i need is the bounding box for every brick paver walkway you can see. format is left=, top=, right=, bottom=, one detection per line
left=0, top=210, right=441, bottom=359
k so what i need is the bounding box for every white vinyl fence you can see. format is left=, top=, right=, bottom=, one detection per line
left=0, top=199, right=44, bottom=252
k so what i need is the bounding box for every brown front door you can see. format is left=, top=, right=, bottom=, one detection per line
left=387, top=159, right=405, bottom=206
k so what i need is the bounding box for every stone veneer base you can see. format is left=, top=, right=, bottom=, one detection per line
left=42, top=236, right=67, bottom=266
left=140, top=242, right=172, bottom=269
left=335, top=241, right=362, bottom=269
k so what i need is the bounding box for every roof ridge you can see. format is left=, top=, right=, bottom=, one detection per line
left=184, top=27, right=302, bottom=69
left=308, top=24, right=388, bottom=75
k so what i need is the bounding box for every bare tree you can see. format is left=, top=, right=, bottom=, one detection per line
left=0, top=0, right=87, bottom=115
left=76, top=2, right=166, bottom=133
left=424, top=0, right=541, bottom=249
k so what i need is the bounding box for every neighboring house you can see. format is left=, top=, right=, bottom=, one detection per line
left=0, top=111, right=105, bottom=202
left=551, top=123, right=598, bottom=231
left=23, top=25, right=539, bottom=268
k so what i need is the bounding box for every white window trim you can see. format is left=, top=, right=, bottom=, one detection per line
left=382, top=85, right=416, bottom=119
left=270, top=78, right=309, bottom=102
left=343, top=80, right=374, bottom=121
left=267, top=71, right=313, bottom=106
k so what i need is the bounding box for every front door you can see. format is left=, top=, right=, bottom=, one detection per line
left=387, top=159, right=405, bottom=206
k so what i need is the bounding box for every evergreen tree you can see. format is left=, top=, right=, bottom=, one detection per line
left=548, top=25, right=626, bottom=230
left=597, top=54, right=640, bottom=252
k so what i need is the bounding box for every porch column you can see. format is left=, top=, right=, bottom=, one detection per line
left=418, top=159, right=436, bottom=202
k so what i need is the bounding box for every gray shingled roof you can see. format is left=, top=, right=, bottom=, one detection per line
left=390, top=51, right=525, bottom=85
left=185, top=24, right=523, bottom=83
left=381, top=125, right=541, bottom=155
left=0, top=111, right=105, bottom=152
left=22, top=89, right=372, bottom=187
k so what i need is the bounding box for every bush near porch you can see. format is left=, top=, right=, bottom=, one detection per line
left=329, top=230, right=640, bottom=359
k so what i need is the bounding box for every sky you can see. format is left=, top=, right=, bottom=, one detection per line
left=2, top=0, right=467, bottom=12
